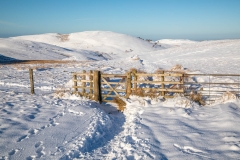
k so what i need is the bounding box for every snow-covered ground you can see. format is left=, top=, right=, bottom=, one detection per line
left=0, top=31, right=240, bottom=159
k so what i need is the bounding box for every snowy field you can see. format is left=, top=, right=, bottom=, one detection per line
left=0, top=31, right=240, bottom=159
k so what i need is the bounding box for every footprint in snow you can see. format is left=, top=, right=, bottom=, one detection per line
left=36, top=146, right=45, bottom=158
left=8, top=149, right=19, bottom=155
left=17, top=128, right=41, bottom=143
left=28, top=128, right=39, bottom=135
left=26, top=155, right=36, bottom=160
left=17, top=135, right=28, bottom=142
left=35, top=141, right=43, bottom=148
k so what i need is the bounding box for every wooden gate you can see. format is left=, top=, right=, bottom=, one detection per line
left=101, top=74, right=127, bottom=103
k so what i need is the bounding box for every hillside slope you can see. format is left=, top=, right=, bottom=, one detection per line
left=12, top=31, right=162, bottom=55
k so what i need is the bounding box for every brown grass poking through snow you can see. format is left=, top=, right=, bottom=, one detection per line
left=220, top=91, right=237, bottom=102
left=114, top=97, right=126, bottom=112
left=54, top=86, right=71, bottom=98
left=133, top=88, right=145, bottom=97
left=189, top=91, right=205, bottom=105
left=170, top=64, right=184, bottom=71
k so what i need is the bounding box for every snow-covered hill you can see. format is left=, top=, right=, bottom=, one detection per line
left=12, top=31, right=162, bottom=57
left=0, top=31, right=164, bottom=62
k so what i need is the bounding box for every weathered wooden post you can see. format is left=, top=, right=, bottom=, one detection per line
left=161, top=71, right=165, bottom=97
left=29, top=68, right=35, bottom=94
left=89, top=70, right=93, bottom=96
left=126, top=71, right=132, bottom=98
left=82, top=70, right=86, bottom=95
left=180, top=73, right=184, bottom=90
left=73, top=73, right=77, bottom=93
left=93, top=70, right=102, bottom=103
left=132, top=69, right=138, bottom=93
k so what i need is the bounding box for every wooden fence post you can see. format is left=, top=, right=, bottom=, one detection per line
left=132, top=69, right=137, bottom=93
left=126, top=71, right=132, bottom=98
left=180, top=74, right=184, bottom=89
left=93, top=70, right=102, bottom=103
left=161, top=71, right=165, bottom=97
left=73, top=74, right=77, bottom=93
left=90, top=70, right=93, bottom=96
left=29, top=68, right=35, bottom=94
left=82, top=70, right=86, bottom=95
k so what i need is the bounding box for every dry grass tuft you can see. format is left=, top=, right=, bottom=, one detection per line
left=132, top=88, right=160, bottom=99
left=114, top=97, right=126, bottom=112
left=220, top=91, right=237, bottom=102
left=170, top=64, right=184, bottom=71
left=189, top=91, right=205, bottom=105
left=132, top=88, right=145, bottom=97
left=154, top=69, right=164, bottom=74
left=145, top=88, right=161, bottom=99
left=54, top=87, right=71, bottom=98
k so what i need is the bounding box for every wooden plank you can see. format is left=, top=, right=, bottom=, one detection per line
left=82, top=70, right=86, bottom=94
left=101, top=81, right=126, bottom=85
left=29, top=69, right=35, bottom=94
left=133, top=69, right=138, bottom=92
left=126, top=71, right=132, bottom=98
left=73, top=73, right=77, bottom=92
left=102, top=100, right=115, bottom=102
left=102, top=88, right=126, bottom=92
left=73, top=80, right=93, bottom=82
left=129, top=87, right=183, bottom=92
left=102, top=95, right=124, bottom=98
left=131, top=80, right=183, bottom=84
left=130, top=88, right=184, bottom=92
left=72, top=86, right=93, bottom=89
left=184, top=89, right=240, bottom=93
left=184, top=82, right=240, bottom=85
left=101, top=74, right=126, bottom=77
left=72, top=73, right=93, bottom=76
left=161, top=71, right=165, bottom=96
left=90, top=70, right=93, bottom=95
left=184, top=74, right=240, bottom=77
left=136, top=73, right=183, bottom=77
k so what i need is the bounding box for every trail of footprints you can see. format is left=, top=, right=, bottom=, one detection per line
left=8, top=107, right=86, bottom=159
left=16, top=110, right=66, bottom=143
left=17, top=107, right=86, bottom=143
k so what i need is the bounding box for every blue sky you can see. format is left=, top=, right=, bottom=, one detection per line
left=0, top=0, right=240, bottom=40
